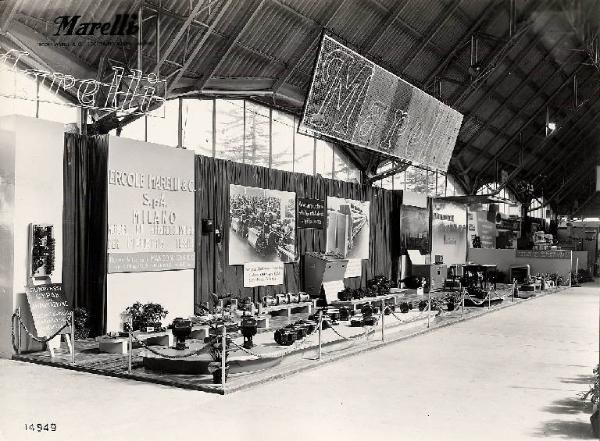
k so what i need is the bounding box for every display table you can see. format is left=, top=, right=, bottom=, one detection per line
left=97, top=331, right=174, bottom=354
left=330, top=290, right=407, bottom=313
left=259, top=301, right=313, bottom=318
left=190, top=325, right=211, bottom=340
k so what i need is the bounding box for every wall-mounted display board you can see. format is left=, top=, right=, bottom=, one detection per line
left=400, top=204, right=430, bottom=254
left=107, top=141, right=195, bottom=273
left=297, top=197, right=326, bottom=229
left=431, top=200, right=467, bottom=265
left=516, top=250, right=571, bottom=259
left=300, top=35, right=463, bottom=171
left=229, top=184, right=297, bottom=264
left=326, top=197, right=370, bottom=259
left=470, top=210, right=496, bottom=249
left=25, top=284, right=71, bottom=338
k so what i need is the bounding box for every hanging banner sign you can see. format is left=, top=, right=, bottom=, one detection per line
left=243, top=262, right=285, bottom=287
left=297, top=197, right=326, bottom=229
left=0, top=49, right=166, bottom=115
left=300, top=35, right=463, bottom=171
left=25, top=284, right=71, bottom=338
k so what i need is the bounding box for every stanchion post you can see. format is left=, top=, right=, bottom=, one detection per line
left=16, top=307, right=21, bottom=355
left=127, top=329, right=132, bottom=374
left=381, top=300, right=385, bottom=342
left=460, top=282, right=464, bottom=317
left=221, top=324, right=226, bottom=390
left=126, top=314, right=132, bottom=374
left=427, top=290, right=431, bottom=329
left=317, top=310, right=322, bottom=360
left=71, top=310, right=75, bottom=364
left=488, top=287, right=491, bottom=309
left=512, top=279, right=516, bottom=302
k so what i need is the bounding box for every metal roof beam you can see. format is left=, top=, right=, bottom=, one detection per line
left=454, top=36, right=572, bottom=158
left=167, top=0, right=234, bottom=95
left=360, top=0, right=411, bottom=53
left=469, top=63, right=585, bottom=179
left=531, top=113, right=600, bottom=184
left=195, top=0, right=267, bottom=91
left=424, top=0, right=505, bottom=88
left=399, top=0, right=463, bottom=73
left=453, top=31, right=568, bottom=157
left=449, top=0, right=546, bottom=108
left=524, top=94, right=600, bottom=180
left=0, top=0, right=23, bottom=33
left=549, top=167, right=595, bottom=207
left=271, top=0, right=347, bottom=93
left=155, top=0, right=213, bottom=75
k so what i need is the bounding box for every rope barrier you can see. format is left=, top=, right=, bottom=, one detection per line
left=231, top=326, right=319, bottom=359
left=14, top=313, right=71, bottom=344
left=131, top=333, right=211, bottom=359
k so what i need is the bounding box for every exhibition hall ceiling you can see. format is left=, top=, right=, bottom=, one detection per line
left=1, top=0, right=599, bottom=209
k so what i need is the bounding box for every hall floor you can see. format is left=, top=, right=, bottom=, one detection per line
left=0, top=283, right=598, bottom=441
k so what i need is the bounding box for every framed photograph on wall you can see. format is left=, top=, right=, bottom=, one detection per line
left=229, top=184, right=297, bottom=264
left=326, top=197, right=370, bottom=259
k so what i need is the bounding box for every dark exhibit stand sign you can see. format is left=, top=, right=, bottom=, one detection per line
left=25, top=283, right=71, bottom=338
left=297, top=197, right=326, bottom=229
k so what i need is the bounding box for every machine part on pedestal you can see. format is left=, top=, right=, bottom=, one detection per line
left=275, top=293, right=288, bottom=305
left=262, top=295, right=277, bottom=307
left=298, top=292, right=310, bottom=302
left=240, top=314, right=258, bottom=349
left=171, top=317, right=192, bottom=350
left=339, top=306, right=352, bottom=321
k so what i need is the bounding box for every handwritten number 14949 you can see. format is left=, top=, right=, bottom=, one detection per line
left=25, top=424, right=57, bottom=432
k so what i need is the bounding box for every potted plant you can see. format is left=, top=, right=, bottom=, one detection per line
left=580, top=364, right=599, bottom=437
left=124, top=302, right=169, bottom=332
left=73, top=307, right=90, bottom=340
left=445, top=292, right=461, bottom=311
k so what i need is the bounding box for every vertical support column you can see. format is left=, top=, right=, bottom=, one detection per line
left=137, top=5, right=143, bottom=71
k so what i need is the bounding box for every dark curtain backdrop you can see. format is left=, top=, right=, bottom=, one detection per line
left=195, top=155, right=402, bottom=306
left=63, top=133, right=108, bottom=336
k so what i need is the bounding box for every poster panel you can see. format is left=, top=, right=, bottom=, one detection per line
left=229, top=184, right=297, bottom=265
left=326, top=197, right=370, bottom=259
left=107, top=140, right=195, bottom=273
left=431, top=200, right=467, bottom=265
left=300, top=35, right=463, bottom=171
left=400, top=204, right=430, bottom=254
left=475, top=211, right=497, bottom=249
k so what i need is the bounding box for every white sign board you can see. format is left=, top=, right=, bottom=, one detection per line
left=107, top=138, right=195, bottom=272
left=344, top=259, right=363, bottom=278
left=243, top=262, right=285, bottom=287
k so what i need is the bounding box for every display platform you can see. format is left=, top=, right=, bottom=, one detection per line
left=330, top=291, right=406, bottom=313
left=12, top=284, right=569, bottom=394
